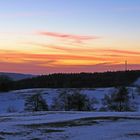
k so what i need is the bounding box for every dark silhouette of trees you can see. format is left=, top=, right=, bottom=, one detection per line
left=51, top=89, right=97, bottom=111
left=102, top=87, right=136, bottom=111
left=12, top=70, right=140, bottom=90
left=24, top=93, right=48, bottom=112
left=0, top=75, right=13, bottom=92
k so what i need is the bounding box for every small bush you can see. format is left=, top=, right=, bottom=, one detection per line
left=51, top=89, right=97, bottom=111
left=102, top=87, right=136, bottom=111
left=24, top=93, right=48, bottom=112
left=7, top=106, right=18, bottom=113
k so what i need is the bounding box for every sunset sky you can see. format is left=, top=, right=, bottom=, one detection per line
left=0, top=0, right=140, bottom=74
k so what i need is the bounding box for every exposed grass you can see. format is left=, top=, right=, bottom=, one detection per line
left=21, top=116, right=140, bottom=129
left=22, top=118, right=98, bottom=128
left=21, top=119, right=97, bottom=129
left=0, top=129, right=64, bottom=140
left=0, top=131, right=20, bottom=136
left=46, top=119, right=98, bottom=127
left=127, top=132, right=140, bottom=137
left=42, top=129, right=64, bottom=133
left=0, top=130, right=32, bottom=138
left=0, top=136, right=4, bottom=140
left=30, top=138, right=42, bottom=140
left=0, top=117, right=13, bottom=122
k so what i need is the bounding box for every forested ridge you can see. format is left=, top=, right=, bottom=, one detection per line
left=10, top=70, right=140, bottom=90
left=0, top=70, right=140, bottom=91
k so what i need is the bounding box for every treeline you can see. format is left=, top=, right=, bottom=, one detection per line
left=12, top=70, right=140, bottom=90
left=0, top=75, right=13, bottom=91
left=0, top=70, right=140, bottom=91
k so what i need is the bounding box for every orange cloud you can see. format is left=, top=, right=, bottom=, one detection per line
left=27, top=43, right=140, bottom=62
left=0, top=47, right=139, bottom=74
left=103, top=49, right=140, bottom=55
left=0, top=50, right=106, bottom=62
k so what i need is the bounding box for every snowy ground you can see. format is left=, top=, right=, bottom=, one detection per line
left=0, top=111, right=140, bottom=140
left=0, top=87, right=139, bottom=139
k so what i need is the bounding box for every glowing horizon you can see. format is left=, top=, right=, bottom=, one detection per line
left=0, top=0, right=140, bottom=74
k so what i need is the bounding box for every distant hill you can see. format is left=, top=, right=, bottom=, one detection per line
left=0, top=72, right=35, bottom=81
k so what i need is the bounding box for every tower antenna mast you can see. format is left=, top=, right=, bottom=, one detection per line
left=125, top=60, right=128, bottom=71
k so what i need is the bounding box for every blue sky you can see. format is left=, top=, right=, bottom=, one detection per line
left=0, top=0, right=140, bottom=74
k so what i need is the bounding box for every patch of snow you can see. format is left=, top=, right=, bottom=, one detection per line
left=133, top=77, right=140, bottom=86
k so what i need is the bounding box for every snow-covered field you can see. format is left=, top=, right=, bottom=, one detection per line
left=0, top=111, right=140, bottom=140
left=0, top=86, right=139, bottom=140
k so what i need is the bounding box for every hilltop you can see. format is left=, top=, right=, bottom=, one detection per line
left=0, top=72, right=35, bottom=81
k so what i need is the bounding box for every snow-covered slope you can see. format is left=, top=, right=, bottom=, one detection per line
left=0, top=87, right=139, bottom=113
left=133, top=77, right=140, bottom=86
left=0, top=88, right=139, bottom=140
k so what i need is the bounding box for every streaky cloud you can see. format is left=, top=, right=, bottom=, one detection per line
left=37, top=31, right=99, bottom=43
left=102, top=49, right=140, bottom=55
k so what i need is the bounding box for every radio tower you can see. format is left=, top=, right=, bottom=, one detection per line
left=125, top=60, right=128, bottom=71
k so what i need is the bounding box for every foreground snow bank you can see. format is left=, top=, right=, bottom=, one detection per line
left=0, top=111, right=140, bottom=140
